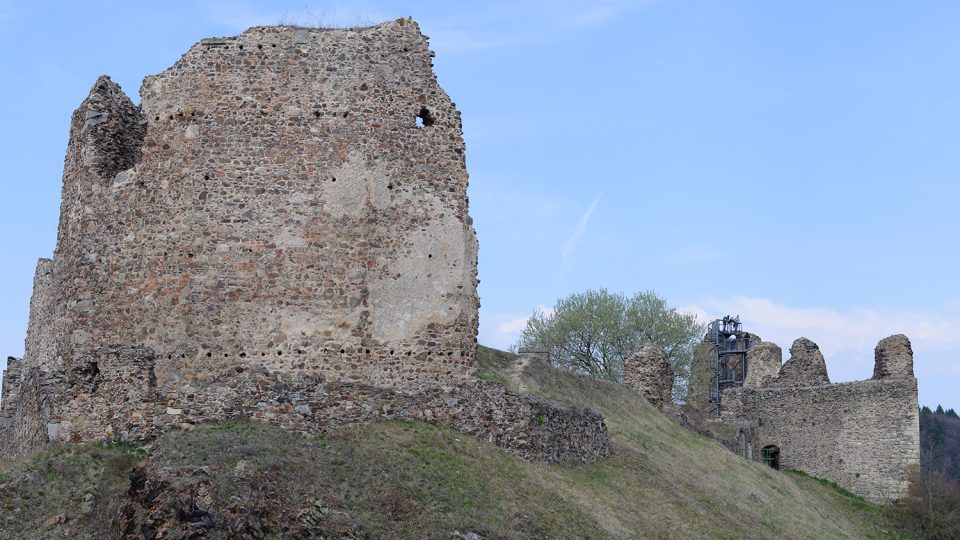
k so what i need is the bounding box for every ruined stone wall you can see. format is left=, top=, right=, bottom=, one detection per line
left=52, top=345, right=609, bottom=463
left=0, top=21, right=616, bottom=464
left=0, top=357, right=23, bottom=419
left=721, top=335, right=919, bottom=503
left=623, top=344, right=674, bottom=411
left=686, top=342, right=716, bottom=415
left=51, top=20, right=478, bottom=391
left=743, top=341, right=780, bottom=389
left=23, top=259, right=57, bottom=370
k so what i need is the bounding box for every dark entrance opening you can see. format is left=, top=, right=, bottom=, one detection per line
left=762, top=445, right=780, bottom=470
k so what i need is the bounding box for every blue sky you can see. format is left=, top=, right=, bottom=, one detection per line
left=1, top=0, right=958, bottom=409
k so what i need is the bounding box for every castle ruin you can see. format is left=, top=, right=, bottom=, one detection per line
left=684, top=325, right=920, bottom=503
left=0, top=20, right=609, bottom=462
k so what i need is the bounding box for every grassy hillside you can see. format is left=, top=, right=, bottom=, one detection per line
left=0, top=346, right=910, bottom=538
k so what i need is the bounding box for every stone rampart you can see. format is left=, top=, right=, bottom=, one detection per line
left=46, top=345, right=609, bottom=463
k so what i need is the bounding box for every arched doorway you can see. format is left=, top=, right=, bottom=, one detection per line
left=761, top=445, right=780, bottom=470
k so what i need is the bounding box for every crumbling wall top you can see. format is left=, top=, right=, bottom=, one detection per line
left=772, top=337, right=830, bottom=387
left=873, top=334, right=914, bottom=379
left=623, top=344, right=674, bottom=411
left=744, top=341, right=781, bottom=388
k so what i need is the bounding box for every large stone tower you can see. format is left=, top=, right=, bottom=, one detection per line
left=2, top=20, right=482, bottom=454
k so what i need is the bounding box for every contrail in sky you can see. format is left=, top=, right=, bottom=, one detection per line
left=561, top=192, right=602, bottom=270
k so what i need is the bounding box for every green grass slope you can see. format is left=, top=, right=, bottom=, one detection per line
left=0, top=345, right=909, bottom=539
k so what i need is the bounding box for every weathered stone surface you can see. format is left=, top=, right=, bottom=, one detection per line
left=46, top=22, right=478, bottom=389
left=719, top=335, right=919, bottom=503
left=685, top=341, right=716, bottom=415
left=874, top=334, right=914, bottom=379
left=1, top=20, right=609, bottom=464
left=623, top=344, right=674, bottom=411
left=43, top=345, right=609, bottom=463
left=744, top=342, right=781, bottom=389
left=772, top=337, right=830, bottom=387
left=0, top=357, right=22, bottom=419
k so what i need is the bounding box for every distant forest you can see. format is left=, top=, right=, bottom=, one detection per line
left=920, top=405, right=960, bottom=481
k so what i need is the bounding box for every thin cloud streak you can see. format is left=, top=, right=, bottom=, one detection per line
left=561, top=192, right=602, bottom=270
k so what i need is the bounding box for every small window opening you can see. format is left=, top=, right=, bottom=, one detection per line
left=416, top=107, right=434, bottom=128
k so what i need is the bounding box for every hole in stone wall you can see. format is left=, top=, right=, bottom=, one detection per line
left=313, top=111, right=321, bottom=118
left=416, top=107, right=434, bottom=128
left=238, top=44, right=243, bottom=50
left=331, top=177, right=336, bottom=182
left=340, top=349, right=345, bottom=354
left=206, top=352, right=212, bottom=357
left=258, top=44, right=263, bottom=49
left=277, top=351, right=283, bottom=356
left=80, top=361, right=102, bottom=393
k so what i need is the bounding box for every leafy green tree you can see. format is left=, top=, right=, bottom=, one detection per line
left=514, top=288, right=705, bottom=401
left=946, top=408, right=959, bottom=420
left=938, top=405, right=946, bottom=415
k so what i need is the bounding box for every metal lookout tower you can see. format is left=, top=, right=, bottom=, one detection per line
left=706, top=316, right=752, bottom=415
